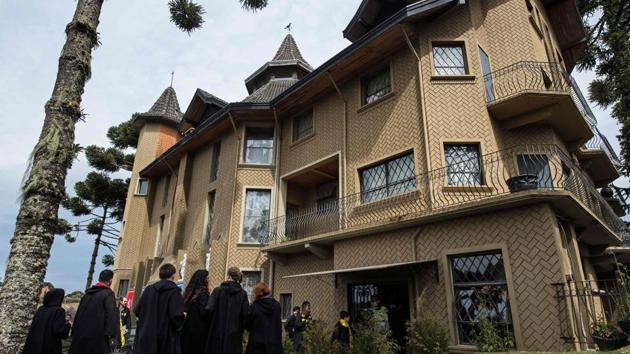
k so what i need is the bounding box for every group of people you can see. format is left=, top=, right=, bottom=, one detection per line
left=22, top=264, right=352, bottom=354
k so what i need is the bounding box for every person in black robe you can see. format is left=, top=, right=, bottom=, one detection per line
left=181, top=269, right=210, bottom=354
left=68, top=269, right=119, bottom=354
left=205, top=266, right=250, bottom=354
left=22, top=288, right=71, bottom=354
left=245, top=282, right=282, bottom=354
left=331, top=311, right=352, bottom=353
left=134, top=263, right=186, bottom=354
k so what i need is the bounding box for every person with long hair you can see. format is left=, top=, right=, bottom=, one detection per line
left=245, top=282, right=282, bottom=354
left=181, top=269, right=210, bottom=354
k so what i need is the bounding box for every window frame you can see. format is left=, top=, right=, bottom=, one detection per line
left=279, top=293, right=293, bottom=322
left=359, top=151, right=417, bottom=203
left=292, top=110, right=314, bottom=143
left=117, top=279, right=130, bottom=298
left=448, top=250, right=515, bottom=347
left=241, top=269, right=263, bottom=303
left=240, top=188, right=272, bottom=244
left=135, top=178, right=150, bottom=196
left=211, top=142, right=221, bottom=182
left=203, top=191, right=216, bottom=245
left=243, top=126, right=275, bottom=166
left=431, top=41, right=470, bottom=76
left=360, top=63, right=393, bottom=106
left=443, top=143, right=484, bottom=186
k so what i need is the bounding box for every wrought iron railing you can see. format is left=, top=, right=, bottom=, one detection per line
left=259, top=144, right=630, bottom=247
left=483, top=61, right=570, bottom=105
left=553, top=279, right=629, bottom=345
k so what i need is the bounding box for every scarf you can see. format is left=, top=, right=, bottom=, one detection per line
left=95, top=282, right=110, bottom=288
left=339, top=319, right=352, bottom=344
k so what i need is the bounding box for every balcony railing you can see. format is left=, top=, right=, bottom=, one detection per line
left=259, top=145, right=629, bottom=247
left=483, top=61, right=570, bottom=105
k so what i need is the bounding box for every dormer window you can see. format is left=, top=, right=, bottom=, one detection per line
left=362, top=65, right=392, bottom=105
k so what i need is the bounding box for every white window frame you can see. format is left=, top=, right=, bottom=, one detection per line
left=135, top=178, right=150, bottom=196
left=242, top=126, right=275, bottom=165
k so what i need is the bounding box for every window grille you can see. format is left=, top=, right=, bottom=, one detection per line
left=362, top=66, right=392, bottom=105
left=517, top=154, right=552, bottom=188
left=445, top=144, right=483, bottom=186
left=293, top=112, right=313, bottom=141
left=360, top=153, right=416, bottom=202
left=450, top=252, right=514, bottom=345
left=433, top=44, right=467, bottom=75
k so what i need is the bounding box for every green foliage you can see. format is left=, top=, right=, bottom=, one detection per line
left=282, top=335, right=293, bottom=354
left=406, top=318, right=450, bottom=354
left=614, top=264, right=630, bottom=321
left=348, top=309, right=399, bottom=354
left=62, top=196, right=91, bottom=216
left=101, top=254, right=114, bottom=267
left=107, top=116, right=140, bottom=150
left=302, top=320, right=341, bottom=354
left=84, top=145, right=129, bottom=172
left=65, top=290, right=84, bottom=299
left=239, top=0, right=269, bottom=11
left=169, top=0, right=205, bottom=34
left=577, top=0, right=630, bottom=176
left=591, top=318, right=621, bottom=339
left=473, top=318, right=514, bottom=352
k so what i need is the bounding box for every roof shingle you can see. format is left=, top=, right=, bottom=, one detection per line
left=136, top=86, right=183, bottom=126
left=241, top=78, right=298, bottom=103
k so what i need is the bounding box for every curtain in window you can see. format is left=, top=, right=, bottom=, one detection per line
left=242, top=190, right=271, bottom=243
left=445, top=145, right=483, bottom=185
left=294, top=113, right=313, bottom=141
left=245, top=128, right=274, bottom=164
left=364, top=68, right=391, bottom=104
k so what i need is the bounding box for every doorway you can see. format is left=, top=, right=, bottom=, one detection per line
left=348, top=281, right=410, bottom=350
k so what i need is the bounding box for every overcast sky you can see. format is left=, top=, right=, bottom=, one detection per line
left=0, top=0, right=626, bottom=292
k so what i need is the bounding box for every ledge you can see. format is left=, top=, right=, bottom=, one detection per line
left=357, top=91, right=397, bottom=114
left=430, top=74, right=476, bottom=82
left=289, top=133, right=316, bottom=149
left=236, top=243, right=264, bottom=249
left=238, top=163, right=275, bottom=170
left=442, top=185, right=494, bottom=193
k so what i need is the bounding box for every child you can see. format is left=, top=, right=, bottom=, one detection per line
left=331, top=310, right=352, bottom=353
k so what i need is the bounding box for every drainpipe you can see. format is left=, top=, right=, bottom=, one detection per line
left=272, top=108, right=282, bottom=218
left=326, top=72, right=347, bottom=199
left=400, top=25, right=434, bottom=206
left=224, top=112, right=241, bottom=280
left=410, top=226, right=423, bottom=317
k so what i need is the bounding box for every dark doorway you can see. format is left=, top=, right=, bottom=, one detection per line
left=348, top=281, right=410, bottom=350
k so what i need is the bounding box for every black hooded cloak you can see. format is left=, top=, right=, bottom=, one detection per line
left=204, top=281, right=250, bottom=354
left=22, top=288, right=71, bottom=354
left=133, top=279, right=186, bottom=354
left=68, top=284, right=119, bottom=354
left=245, top=296, right=282, bottom=354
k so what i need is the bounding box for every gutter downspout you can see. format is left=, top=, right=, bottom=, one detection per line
left=410, top=226, right=423, bottom=318
left=272, top=108, right=282, bottom=219
left=327, top=72, right=348, bottom=229
left=224, top=113, right=241, bottom=280
left=400, top=25, right=434, bottom=206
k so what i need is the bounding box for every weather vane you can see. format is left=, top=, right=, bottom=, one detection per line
left=285, top=23, right=292, bottom=32
left=170, top=71, right=175, bottom=87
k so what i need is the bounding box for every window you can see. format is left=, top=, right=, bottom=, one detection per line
left=117, top=279, right=129, bottom=298
left=444, top=144, right=483, bottom=186
left=242, top=271, right=262, bottom=303
left=280, top=294, right=293, bottom=321
left=517, top=154, right=552, bottom=188
left=433, top=43, right=468, bottom=76
left=136, top=178, right=149, bottom=196
left=162, top=174, right=171, bottom=207
left=360, top=152, right=416, bottom=203
left=244, top=127, right=274, bottom=165
left=362, top=65, right=392, bottom=105
left=293, top=111, right=313, bottom=142
left=154, top=215, right=165, bottom=257
left=242, top=189, right=271, bottom=243
left=479, top=47, right=495, bottom=102
left=211, top=142, right=221, bottom=181
left=203, top=192, right=216, bottom=244
left=450, top=252, right=514, bottom=345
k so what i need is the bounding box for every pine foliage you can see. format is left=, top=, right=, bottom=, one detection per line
left=169, top=0, right=206, bottom=34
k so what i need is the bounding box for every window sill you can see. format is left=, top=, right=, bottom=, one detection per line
left=238, top=163, right=274, bottom=170
left=442, top=185, right=494, bottom=193
left=289, top=133, right=316, bottom=149
left=430, top=75, right=476, bottom=82
left=134, top=193, right=148, bottom=197
left=357, top=91, right=396, bottom=114
left=352, top=189, right=422, bottom=215
left=237, top=243, right=263, bottom=248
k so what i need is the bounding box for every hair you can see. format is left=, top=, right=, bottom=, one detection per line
left=98, top=270, right=114, bottom=283
left=40, top=282, right=55, bottom=291
left=159, top=263, right=177, bottom=280
left=301, top=301, right=311, bottom=312
left=340, top=310, right=350, bottom=319
left=183, top=269, right=209, bottom=304
left=227, top=266, right=242, bottom=283
left=293, top=306, right=301, bottom=312
left=252, top=282, right=271, bottom=301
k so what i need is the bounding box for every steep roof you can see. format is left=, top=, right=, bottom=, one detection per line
left=135, top=86, right=183, bottom=128
left=242, top=78, right=298, bottom=103
left=272, top=34, right=309, bottom=64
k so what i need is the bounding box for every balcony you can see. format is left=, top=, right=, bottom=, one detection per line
left=260, top=145, right=629, bottom=256
left=484, top=62, right=592, bottom=147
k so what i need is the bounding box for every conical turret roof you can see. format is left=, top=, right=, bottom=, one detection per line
left=272, top=34, right=309, bottom=64
left=135, top=86, right=183, bottom=127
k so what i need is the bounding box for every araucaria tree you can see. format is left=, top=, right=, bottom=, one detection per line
left=0, top=1, right=269, bottom=351
left=578, top=0, right=630, bottom=176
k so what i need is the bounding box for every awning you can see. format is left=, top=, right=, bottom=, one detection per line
left=282, top=260, right=432, bottom=279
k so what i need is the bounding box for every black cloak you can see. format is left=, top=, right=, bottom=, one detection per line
left=181, top=292, right=210, bottom=354
left=22, top=288, right=71, bottom=354
left=133, top=279, right=186, bottom=354
left=245, top=296, right=282, bottom=354
left=204, top=281, right=250, bottom=354
left=68, top=285, right=119, bottom=354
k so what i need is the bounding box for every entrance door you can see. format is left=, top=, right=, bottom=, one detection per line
left=348, top=282, right=410, bottom=350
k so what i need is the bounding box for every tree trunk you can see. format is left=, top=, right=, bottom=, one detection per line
left=0, top=1, right=104, bottom=352
left=85, top=209, right=107, bottom=290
